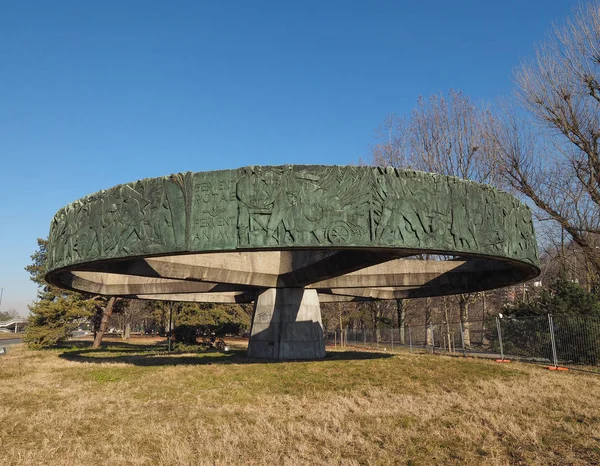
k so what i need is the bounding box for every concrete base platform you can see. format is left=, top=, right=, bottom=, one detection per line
left=247, top=288, right=326, bottom=360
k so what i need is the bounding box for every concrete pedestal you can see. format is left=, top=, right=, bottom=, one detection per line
left=247, top=288, right=326, bottom=360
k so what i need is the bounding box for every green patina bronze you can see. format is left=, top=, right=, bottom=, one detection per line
left=46, top=165, right=538, bottom=273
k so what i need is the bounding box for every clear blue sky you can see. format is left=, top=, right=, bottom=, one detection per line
left=0, top=0, right=581, bottom=315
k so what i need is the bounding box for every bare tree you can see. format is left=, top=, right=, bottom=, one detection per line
left=92, top=297, right=119, bottom=349
left=372, top=91, right=496, bottom=183
left=489, top=2, right=600, bottom=281
left=412, top=92, right=498, bottom=347
left=372, top=90, right=494, bottom=346
left=320, top=300, right=359, bottom=346
left=396, top=298, right=406, bottom=344
left=410, top=90, right=498, bottom=185
left=424, top=297, right=433, bottom=346
left=371, top=114, right=412, bottom=168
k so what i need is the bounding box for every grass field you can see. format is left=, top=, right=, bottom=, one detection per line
left=1, top=339, right=599, bottom=465
left=0, top=332, right=23, bottom=340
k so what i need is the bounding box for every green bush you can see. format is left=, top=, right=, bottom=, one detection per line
left=487, top=278, right=600, bottom=365
left=171, top=303, right=250, bottom=345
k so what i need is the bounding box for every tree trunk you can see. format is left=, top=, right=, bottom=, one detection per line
left=396, top=298, right=405, bottom=344
left=481, top=292, right=488, bottom=345
left=92, top=297, right=118, bottom=349
left=339, top=311, right=344, bottom=347
left=371, top=302, right=381, bottom=343
left=122, top=322, right=131, bottom=340
left=443, top=296, right=452, bottom=352
left=459, top=294, right=471, bottom=348
left=425, top=297, right=432, bottom=346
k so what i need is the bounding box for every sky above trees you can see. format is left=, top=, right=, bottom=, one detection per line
left=0, top=0, right=583, bottom=314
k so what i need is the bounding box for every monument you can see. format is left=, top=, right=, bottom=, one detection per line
left=45, top=165, right=540, bottom=360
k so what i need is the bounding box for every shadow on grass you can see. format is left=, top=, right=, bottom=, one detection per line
left=58, top=340, right=394, bottom=366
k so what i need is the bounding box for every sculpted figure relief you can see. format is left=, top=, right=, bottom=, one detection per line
left=449, top=181, right=477, bottom=250
left=374, top=172, right=424, bottom=247
left=236, top=166, right=371, bottom=247
left=45, top=166, right=539, bottom=272
left=237, top=166, right=272, bottom=247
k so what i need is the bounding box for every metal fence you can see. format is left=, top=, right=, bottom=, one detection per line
left=325, top=314, right=600, bottom=373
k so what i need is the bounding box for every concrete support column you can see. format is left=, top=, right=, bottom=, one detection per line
left=247, top=288, right=326, bottom=360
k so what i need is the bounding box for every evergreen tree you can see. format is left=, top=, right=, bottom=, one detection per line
left=496, top=278, right=600, bottom=364
left=172, top=302, right=251, bottom=345
left=24, top=238, right=103, bottom=348
left=508, top=277, right=600, bottom=317
left=0, top=310, right=15, bottom=320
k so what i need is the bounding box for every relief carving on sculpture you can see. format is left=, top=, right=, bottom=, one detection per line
left=168, top=172, right=194, bottom=250
left=373, top=170, right=425, bottom=247
left=143, top=177, right=173, bottom=249
left=192, top=170, right=237, bottom=249
left=449, top=180, right=477, bottom=250
left=428, top=174, right=453, bottom=249
left=237, top=166, right=271, bottom=247
left=50, top=200, right=84, bottom=269
left=236, top=166, right=358, bottom=247
left=264, top=167, right=301, bottom=245
left=322, top=166, right=371, bottom=245
left=45, top=165, right=539, bottom=272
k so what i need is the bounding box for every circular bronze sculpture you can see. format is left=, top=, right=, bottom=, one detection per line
left=46, top=165, right=539, bottom=359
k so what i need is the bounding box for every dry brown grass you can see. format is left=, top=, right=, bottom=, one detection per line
left=0, top=333, right=23, bottom=341
left=1, top=339, right=599, bottom=465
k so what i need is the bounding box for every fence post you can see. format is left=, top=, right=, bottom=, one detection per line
left=548, top=314, right=558, bottom=368
left=168, top=302, right=173, bottom=352
left=495, top=317, right=504, bottom=361
left=431, top=324, right=435, bottom=354
left=459, top=321, right=466, bottom=357
left=409, top=326, right=413, bottom=353
left=391, top=327, right=394, bottom=351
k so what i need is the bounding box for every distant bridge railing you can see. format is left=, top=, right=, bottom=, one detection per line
left=0, top=317, right=28, bottom=333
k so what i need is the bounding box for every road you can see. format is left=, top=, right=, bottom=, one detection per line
left=0, top=338, right=23, bottom=347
